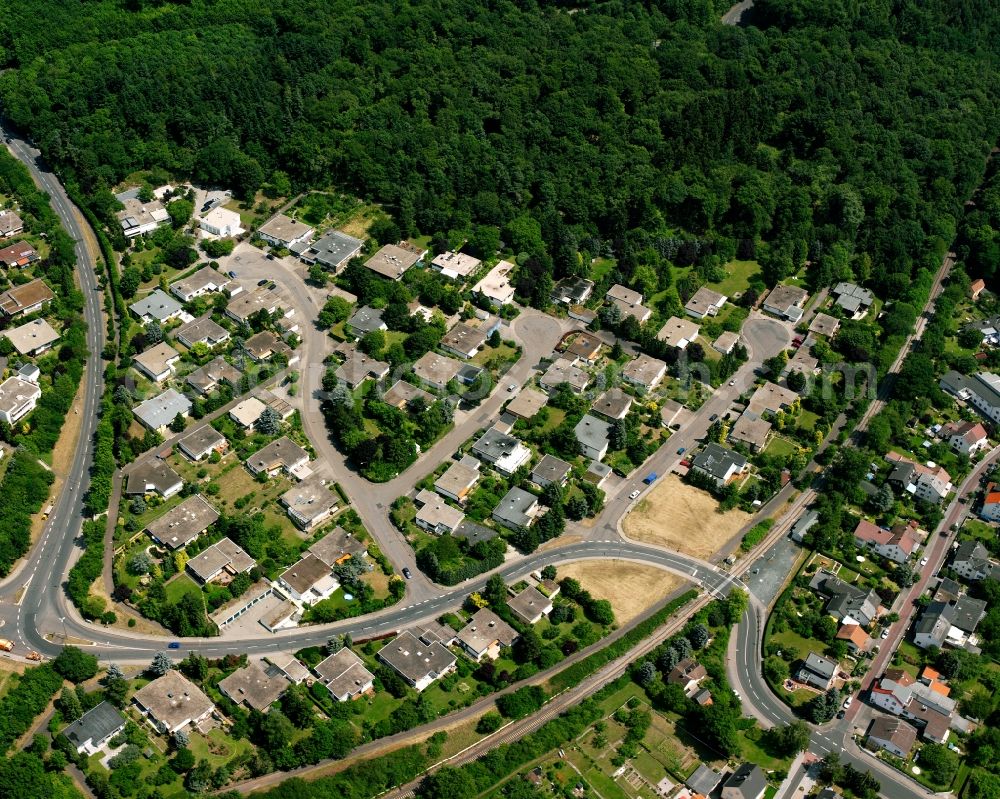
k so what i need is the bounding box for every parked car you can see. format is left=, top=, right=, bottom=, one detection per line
left=507, top=384, right=517, bottom=392
left=402, top=568, right=412, bottom=580
left=257, top=279, right=269, bottom=286
left=881, top=628, right=890, bottom=639
left=920, top=557, right=929, bottom=566
left=677, top=447, right=686, bottom=455
left=728, top=380, right=736, bottom=386
left=227, top=270, right=237, bottom=279
left=629, top=490, right=640, bottom=500
left=842, top=696, right=853, bottom=709
left=709, top=414, right=718, bottom=421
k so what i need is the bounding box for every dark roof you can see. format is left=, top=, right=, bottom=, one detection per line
left=691, top=442, right=747, bottom=480
left=63, top=701, right=125, bottom=748
left=722, top=763, right=767, bottom=799
left=686, top=764, right=722, bottom=795
left=453, top=519, right=498, bottom=545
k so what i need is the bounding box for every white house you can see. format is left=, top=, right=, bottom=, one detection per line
left=199, top=206, right=244, bottom=237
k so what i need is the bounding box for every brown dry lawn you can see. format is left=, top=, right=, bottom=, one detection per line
left=558, top=560, right=686, bottom=624
left=623, top=473, right=751, bottom=559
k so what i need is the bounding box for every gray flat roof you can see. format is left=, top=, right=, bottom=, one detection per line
left=130, top=290, right=182, bottom=322
left=133, top=388, right=192, bottom=430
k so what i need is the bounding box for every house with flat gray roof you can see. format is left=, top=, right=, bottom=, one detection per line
left=130, top=290, right=183, bottom=324
left=441, top=322, right=488, bottom=359
left=434, top=458, right=481, bottom=503
left=125, top=459, right=183, bottom=499
left=281, top=476, right=340, bottom=531
left=245, top=436, right=309, bottom=477
left=690, top=442, right=748, bottom=488
left=415, top=492, right=465, bottom=534
left=378, top=630, right=456, bottom=692
left=506, top=388, right=548, bottom=420
left=412, top=351, right=463, bottom=390
left=472, top=426, right=532, bottom=475
left=178, top=425, right=228, bottom=461
left=296, top=230, right=363, bottom=272
left=591, top=388, right=633, bottom=421
left=0, top=375, right=41, bottom=425
left=133, top=388, right=192, bottom=433
left=170, top=266, right=239, bottom=302
left=218, top=662, right=288, bottom=713
left=431, top=250, right=481, bottom=280
left=531, top=454, right=571, bottom=487
left=365, top=242, right=425, bottom=280
left=258, top=214, right=313, bottom=248
left=454, top=519, right=498, bottom=546
left=185, top=537, right=255, bottom=584
left=575, top=414, right=612, bottom=461
left=133, top=342, right=181, bottom=383
left=833, top=282, right=875, bottom=318
left=346, top=305, right=387, bottom=338
left=146, top=495, right=220, bottom=550
left=315, top=648, right=375, bottom=701
left=492, top=487, right=540, bottom=531
left=173, top=315, right=230, bottom=349
left=509, top=585, right=553, bottom=625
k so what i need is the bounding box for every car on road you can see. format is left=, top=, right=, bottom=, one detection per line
left=266, top=254, right=275, bottom=260
left=728, top=380, right=736, bottom=386
left=709, top=414, right=718, bottom=421
left=676, top=447, right=685, bottom=455
left=842, top=696, right=852, bottom=709
left=168, top=641, right=181, bottom=649
left=881, top=628, right=890, bottom=639
left=629, top=490, right=640, bottom=500
left=257, top=279, right=269, bottom=286
left=507, top=384, right=517, bottom=392
left=836, top=710, right=846, bottom=719
left=402, top=568, right=412, bottom=579
left=920, top=557, right=929, bottom=566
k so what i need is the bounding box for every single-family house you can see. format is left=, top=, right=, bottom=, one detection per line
left=508, top=586, right=553, bottom=625
left=177, top=425, right=228, bottom=462
left=885, top=452, right=952, bottom=504
left=63, top=702, right=126, bottom=756
left=117, top=198, right=169, bottom=238
left=225, top=286, right=292, bottom=327
left=727, top=413, right=772, bottom=453
left=551, top=276, right=594, bottom=306
left=280, top=476, right=339, bottom=531
left=685, top=287, right=727, bottom=319
left=218, top=662, right=288, bottom=713
left=621, top=353, right=667, bottom=390
left=173, top=316, right=230, bottom=349
left=441, top=322, right=488, bottom=359
left=133, top=342, right=181, bottom=383
left=264, top=655, right=310, bottom=685
left=415, top=489, right=465, bottom=534
left=346, top=305, right=387, bottom=338
left=185, top=537, right=255, bottom=584
left=472, top=426, right=532, bottom=475
left=186, top=356, right=242, bottom=395
left=833, top=282, right=875, bottom=319
left=198, top=206, right=243, bottom=238
left=245, top=436, right=308, bottom=477
left=687, top=765, right=723, bottom=797
left=713, top=331, right=742, bottom=355
left=170, top=266, right=239, bottom=302
left=763, top=284, right=808, bottom=322
left=412, top=351, right=463, bottom=391
left=531, top=454, right=572, bottom=487
left=0, top=209, right=24, bottom=238
left=720, top=764, right=766, bottom=799
left=867, top=717, right=917, bottom=759
left=575, top=413, right=613, bottom=461
left=0, top=241, right=39, bottom=268
left=132, top=388, right=191, bottom=433
left=129, top=290, right=183, bottom=324
left=667, top=658, right=708, bottom=696
left=378, top=630, right=457, bottom=692
left=506, top=388, right=548, bottom=420
left=690, top=443, right=749, bottom=488
left=914, top=599, right=986, bottom=650
left=971, top=279, right=987, bottom=300
left=472, top=260, right=516, bottom=307
left=278, top=554, right=339, bottom=603
left=747, top=381, right=798, bottom=417
left=540, top=357, right=590, bottom=394
left=0, top=278, right=55, bottom=319
left=308, top=526, right=367, bottom=568
left=492, top=487, right=540, bottom=531
left=258, top=214, right=313, bottom=248
left=853, top=519, right=919, bottom=564
left=383, top=379, right=434, bottom=410
left=591, top=388, right=633, bottom=421
left=657, top=316, right=700, bottom=350
left=132, top=670, right=215, bottom=734
left=125, top=459, right=183, bottom=499
left=606, top=284, right=651, bottom=323
left=940, top=420, right=989, bottom=456
left=315, top=648, right=375, bottom=701
left=951, top=540, right=1000, bottom=580
left=431, top=250, right=481, bottom=280
left=797, top=652, right=837, bottom=690
left=365, top=242, right=425, bottom=280
left=809, top=570, right=881, bottom=626
left=981, top=483, right=1000, bottom=523
left=146, top=495, right=219, bottom=550
left=457, top=608, right=518, bottom=661
left=565, top=332, right=603, bottom=364
left=4, top=317, right=60, bottom=356
left=434, top=458, right=481, bottom=503
left=809, top=313, right=841, bottom=338
left=229, top=396, right=267, bottom=429
left=836, top=623, right=871, bottom=654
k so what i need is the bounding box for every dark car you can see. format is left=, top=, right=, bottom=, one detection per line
left=709, top=414, right=718, bottom=422
left=257, top=279, right=269, bottom=287
left=227, top=270, right=237, bottom=279
left=167, top=641, right=181, bottom=650
left=201, top=202, right=212, bottom=212
left=402, top=568, right=412, bottom=580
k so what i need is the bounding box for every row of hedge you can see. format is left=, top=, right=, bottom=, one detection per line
left=741, top=518, right=776, bottom=552
left=0, top=450, right=55, bottom=576
left=0, top=663, right=64, bottom=752
left=66, top=519, right=109, bottom=622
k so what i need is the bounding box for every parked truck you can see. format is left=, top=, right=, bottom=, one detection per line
left=0, top=639, right=14, bottom=652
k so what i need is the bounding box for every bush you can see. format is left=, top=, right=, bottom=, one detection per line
left=53, top=646, right=99, bottom=683
left=741, top=519, right=775, bottom=552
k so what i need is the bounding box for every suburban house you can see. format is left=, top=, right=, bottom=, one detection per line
left=833, top=282, right=875, bottom=318
left=971, top=279, right=987, bottom=300
left=713, top=331, right=742, bottom=355
left=0, top=375, right=40, bottom=426
left=225, top=286, right=293, bottom=326
left=747, top=381, right=798, bottom=417
left=198, top=206, right=243, bottom=237
left=940, top=370, right=1000, bottom=425
left=472, top=426, right=532, bottom=475
left=217, top=662, right=288, bottom=713
left=762, top=284, right=808, bottom=322
left=125, top=459, right=183, bottom=499
left=720, top=764, right=767, bottom=799
left=866, top=716, right=917, bottom=759
left=981, top=483, right=1000, bottom=522
left=129, top=290, right=183, bottom=324
left=412, top=351, right=463, bottom=390
left=185, top=537, right=255, bottom=584
left=243, top=330, right=293, bottom=363
left=133, top=342, right=181, bottom=383
left=606, top=283, right=651, bottom=323
left=384, top=379, right=434, bottom=411
left=63, top=702, right=126, bottom=756
left=278, top=554, right=339, bottom=603
left=531, top=454, right=572, bottom=487
left=575, top=414, right=613, bottom=461
left=809, top=570, right=881, bottom=626
left=540, top=357, right=590, bottom=394
left=0, top=241, right=39, bottom=268
left=687, top=765, right=723, bottom=797
left=940, top=420, right=989, bottom=456
left=690, top=443, right=749, bottom=488
left=472, top=260, right=516, bottom=306
left=117, top=198, right=170, bottom=238
left=186, top=355, right=242, bottom=395
left=621, top=353, right=667, bottom=390
left=294, top=229, right=363, bottom=271
left=132, top=388, right=192, bottom=433
left=4, top=317, right=60, bottom=356
left=177, top=425, right=228, bottom=462
left=280, top=476, right=339, bottom=531
left=667, top=658, right=708, bottom=696
left=173, top=315, right=230, bottom=349
left=591, top=388, right=633, bottom=421
left=257, top=214, right=313, bottom=248
left=414, top=489, right=465, bottom=534
left=885, top=452, right=952, bottom=504
left=264, top=655, right=311, bottom=685
left=809, top=313, right=841, bottom=338
left=914, top=599, right=986, bottom=650
left=0, top=209, right=24, bottom=237
left=951, top=540, right=1000, bottom=580
left=431, top=250, right=481, bottom=280
left=454, top=519, right=498, bottom=546
left=456, top=608, right=518, bottom=661
left=789, top=510, right=818, bottom=542
left=434, top=457, right=481, bottom=503
left=728, top=413, right=772, bottom=453
left=836, top=623, right=871, bottom=654
left=508, top=586, right=553, bottom=625
left=346, top=305, right=387, bottom=338
left=491, top=486, right=540, bottom=531
left=378, top=630, right=457, bottom=692
left=245, top=436, right=309, bottom=477
left=853, top=519, right=920, bottom=564
left=146, top=495, right=219, bottom=550
left=657, top=316, right=700, bottom=350
left=170, top=266, right=239, bottom=302
left=565, top=331, right=603, bottom=364
left=365, top=242, right=425, bottom=280
left=444, top=323, right=492, bottom=361
left=132, top=671, right=216, bottom=734
left=552, top=276, right=594, bottom=306
left=797, top=652, right=837, bottom=690
left=0, top=278, right=55, bottom=319
left=506, top=388, right=548, bottom=420
left=684, top=287, right=727, bottom=319
left=308, top=526, right=367, bottom=568
left=315, top=648, right=375, bottom=701
left=229, top=396, right=267, bottom=429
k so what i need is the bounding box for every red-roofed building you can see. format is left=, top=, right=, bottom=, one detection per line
left=940, top=420, right=989, bottom=456
left=971, top=279, right=986, bottom=300
left=836, top=623, right=871, bottom=654
left=853, top=519, right=920, bottom=564
left=0, top=241, right=39, bottom=268
left=982, top=482, right=1000, bottom=523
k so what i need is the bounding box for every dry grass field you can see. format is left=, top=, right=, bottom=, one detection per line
left=623, top=474, right=751, bottom=559
left=558, top=560, right=686, bottom=624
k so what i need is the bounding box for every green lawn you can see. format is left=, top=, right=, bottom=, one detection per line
left=962, top=519, right=995, bottom=542
left=797, top=410, right=820, bottom=431
left=708, top=260, right=759, bottom=297
left=738, top=727, right=792, bottom=772
left=188, top=727, right=255, bottom=769
left=589, top=257, right=616, bottom=284
left=768, top=627, right=829, bottom=663
left=164, top=573, right=202, bottom=603
left=764, top=435, right=799, bottom=458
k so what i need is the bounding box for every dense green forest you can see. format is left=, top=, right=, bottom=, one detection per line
left=1, top=0, right=999, bottom=299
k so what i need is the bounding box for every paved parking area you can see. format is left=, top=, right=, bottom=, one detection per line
left=746, top=534, right=804, bottom=605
